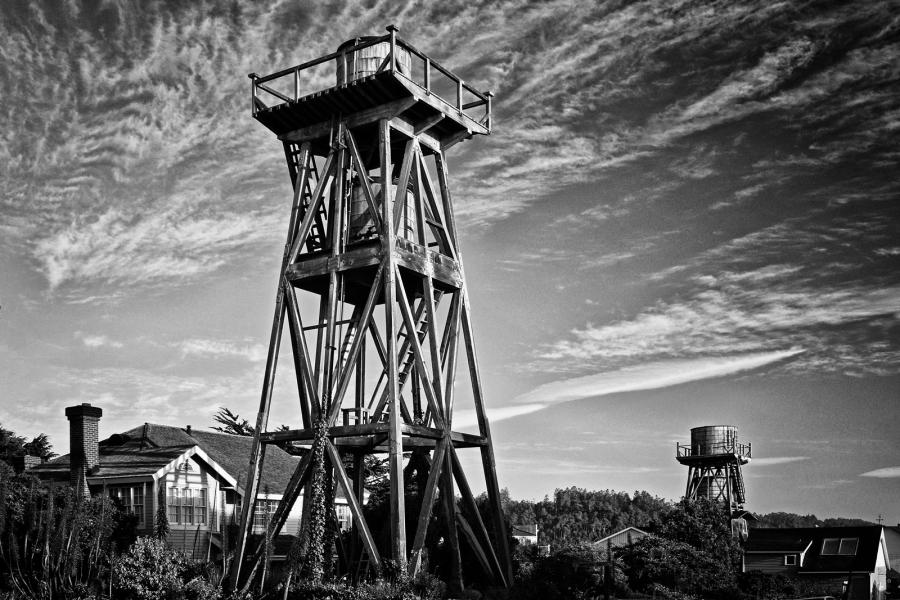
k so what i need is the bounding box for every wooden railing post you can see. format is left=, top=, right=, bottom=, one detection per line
left=424, top=58, right=431, bottom=93
left=457, top=79, right=463, bottom=112
left=387, top=24, right=398, bottom=73
left=486, top=91, right=493, bottom=131
left=249, top=73, right=258, bottom=116
left=293, top=68, right=300, bottom=101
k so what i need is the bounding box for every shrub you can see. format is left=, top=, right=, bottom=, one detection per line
left=112, top=536, right=220, bottom=600
left=0, top=473, right=136, bottom=599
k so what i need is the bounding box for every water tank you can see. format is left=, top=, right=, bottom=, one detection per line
left=347, top=177, right=417, bottom=242
left=690, top=425, right=738, bottom=456
left=336, top=37, right=412, bottom=84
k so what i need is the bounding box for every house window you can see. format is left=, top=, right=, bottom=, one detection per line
left=182, top=488, right=194, bottom=524
left=167, top=487, right=207, bottom=525
left=784, top=554, right=797, bottom=566
left=196, top=489, right=207, bottom=524
left=253, top=499, right=279, bottom=531
left=335, top=504, right=351, bottom=532
left=109, top=485, right=145, bottom=526
left=821, top=537, right=859, bottom=555
left=168, top=487, right=180, bottom=523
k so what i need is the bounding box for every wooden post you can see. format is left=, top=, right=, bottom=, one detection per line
left=381, top=117, right=407, bottom=571
left=387, top=24, right=398, bottom=73
left=249, top=73, right=258, bottom=116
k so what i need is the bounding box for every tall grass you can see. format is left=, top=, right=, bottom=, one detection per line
left=0, top=470, right=136, bottom=599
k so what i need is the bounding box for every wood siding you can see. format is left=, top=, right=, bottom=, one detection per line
left=744, top=553, right=799, bottom=575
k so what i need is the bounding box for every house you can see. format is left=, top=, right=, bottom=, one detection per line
left=884, top=526, right=900, bottom=596
left=30, top=403, right=352, bottom=559
left=744, top=526, right=890, bottom=599
left=592, top=526, right=649, bottom=559
left=511, top=523, right=538, bottom=545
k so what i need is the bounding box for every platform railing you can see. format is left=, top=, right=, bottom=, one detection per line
left=676, top=441, right=751, bottom=458
left=248, top=25, right=492, bottom=131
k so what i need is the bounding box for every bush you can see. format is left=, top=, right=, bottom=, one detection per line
left=510, top=543, right=626, bottom=600
left=112, top=537, right=220, bottom=600
left=0, top=473, right=137, bottom=599
left=284, top=570, right=444, bottom=600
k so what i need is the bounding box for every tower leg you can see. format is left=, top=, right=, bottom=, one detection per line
left=380, top=118, right=407, bottom=571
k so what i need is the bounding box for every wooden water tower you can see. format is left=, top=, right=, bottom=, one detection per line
left=229, top=26, right=511, bottom=590
left=676, top=425, right=751, bottom=514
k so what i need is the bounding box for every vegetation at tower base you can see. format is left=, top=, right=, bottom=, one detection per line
left=0, top=467, right=137, bottom=599
left=0, top=453, right=879, bottom=600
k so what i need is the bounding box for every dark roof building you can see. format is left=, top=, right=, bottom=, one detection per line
left=33, top=422, right=299, bottom=495
left=744, top=526, right=890, bottom=599
left=30, top=404, right=350, bottom=559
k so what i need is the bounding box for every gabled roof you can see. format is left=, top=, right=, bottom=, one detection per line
left=745, top=528, right=813, bottom=553
left=31, top=424, right=301, bottom=495
left=594, top=526, right=649, bottom=546
left=510, top=524, right=537, bottom=537
left=746, top=526, right=885, bottom=573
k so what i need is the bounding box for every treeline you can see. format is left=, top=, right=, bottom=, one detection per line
left=502, top=487, right=672, bottom=548
left=498, top=486, right=873, bottom=549
left=752, top=511, right=874, bottom=528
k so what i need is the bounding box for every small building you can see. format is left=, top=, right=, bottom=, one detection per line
left=30, top=403, right=352, bottom=559
left=592, top=526, right=649, bottom=559
left=511, top=523, right=538, bottom=546
left=744, top=526, right=890, bottom=599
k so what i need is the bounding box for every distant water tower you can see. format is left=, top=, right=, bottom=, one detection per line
left=676, top=425, right=751, bottom=514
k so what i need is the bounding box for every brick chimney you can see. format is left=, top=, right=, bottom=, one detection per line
left=65, top=403, right=102, bottom=497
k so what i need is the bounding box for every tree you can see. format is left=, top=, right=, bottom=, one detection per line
left=212, top=407, right=255, bottom=436
left=0, top=424, right=55, bottom=467
left=619, top=498, right=742, bottom=598
left=154, top=485, right=169, bottom=540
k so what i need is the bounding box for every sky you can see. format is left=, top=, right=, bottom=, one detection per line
left=1, top=0, right=899, bottom=524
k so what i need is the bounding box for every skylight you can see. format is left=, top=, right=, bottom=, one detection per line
left=821, top=537, right=859, bottom=555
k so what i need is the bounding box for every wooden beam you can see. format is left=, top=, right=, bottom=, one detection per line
left=386, top=114, right=442, bottom=154
left=456, top=511, right=494, bottom=582
left=460, top=299, right=513, bottom=582
left=326, top=441, right=382, bottom=571
left=345, top=127, right=383, bottom=232
left=230, top=292, right=287, bottom=585
left=434, top=152, right=460, bottom=251
left=285, top=286, right=314, bottom=428
left=381, top=118, right=408, bottom=570
left=416, top=148, right=456, bottom=260
left=392, top=139, right=415, bottom=235
left=368, top=297, right=430, bottom=423
left=287, top=150, right=336, bottom=264
left=409, top=438, right=447, bottom=576
left=326, top=264, right=385, bottom=427
left=414, top=113, right=445, bottom=136
left=443, top=294, right=462, bottom=425
left=280, top=97, right=418, bottom=144
left=238, top=449, right=314, bottom=587
left=450, top=445, right=507, bottom=586
left=394, top=267, right=445, bottom=431
left=440, top=448, right=463, bottom=594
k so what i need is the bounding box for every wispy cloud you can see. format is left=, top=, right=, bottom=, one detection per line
left=752, top=456, right=810, bottom=467
left=455, top=403, right=546, bottom=429
left=537, top=281, right=900, bottom=375
left=499, top=456, right=660, bottom=476
left=859, top=467, right=900, bottom=478
left=466, top=351, right=805, bottom=427
left=516, top=350, right=804, bottom=409
left=176, top=338, right=267, bottom=363
left=77, top=333, right=123, bottom=349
